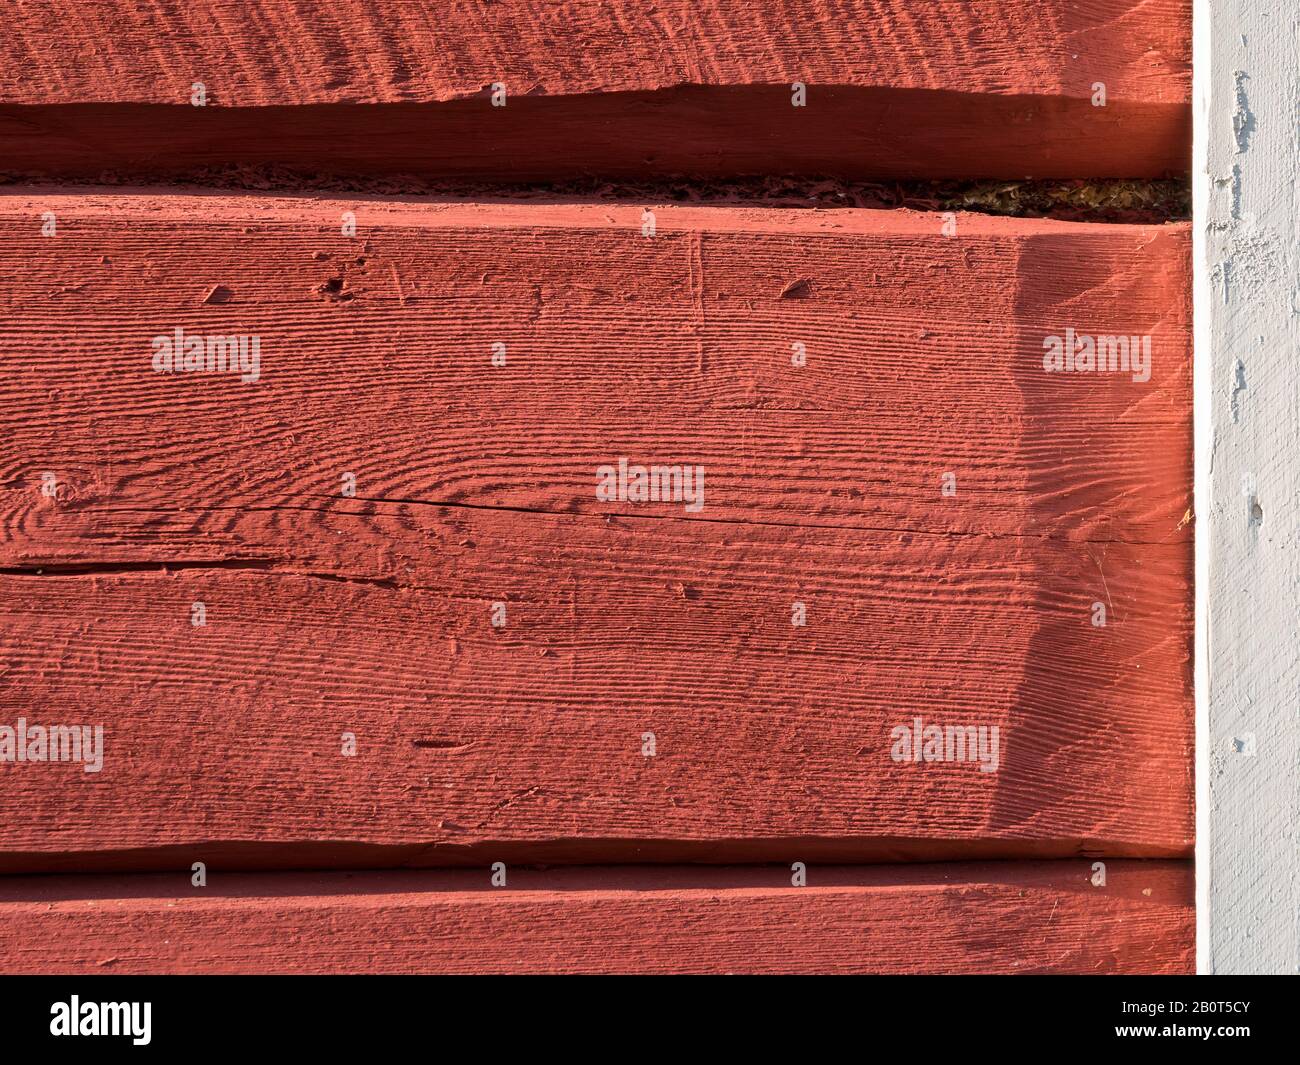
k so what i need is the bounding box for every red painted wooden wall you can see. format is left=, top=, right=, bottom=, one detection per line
left=0, top=0, right=1192, bottom=973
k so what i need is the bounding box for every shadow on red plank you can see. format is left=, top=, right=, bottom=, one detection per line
left=0, top=90, right=1190, bottom=183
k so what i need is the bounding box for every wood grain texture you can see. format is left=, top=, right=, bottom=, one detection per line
left=0, top=862, right=1195, bottom=974
left=0, top=194, right=1193, bottom=542
left=0, top=531, right=1192, bottom=867
left=0, top=1, right=1191, bottom=179
left=0, top=0, right=1193, bottom=107
left=0, top=194, right=1192, bottom=869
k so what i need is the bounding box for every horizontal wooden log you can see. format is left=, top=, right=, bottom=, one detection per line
left=0, top=0, right=1194, bottom=108
left=0, top=195, right=1193, bottom=544
left=0, top=530, right=1192, bottom=868
left=0, top=194, right=1192, bottom=869
left=0, top=1, right=1191, bottom=179
left=0, top=862, right=1194, bottom=974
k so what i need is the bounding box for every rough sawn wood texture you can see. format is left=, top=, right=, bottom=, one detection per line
left=0, top=195, right=1193, bottom=871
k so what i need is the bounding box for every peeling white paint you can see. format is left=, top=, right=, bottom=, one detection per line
left=1197, top=0, right=1300, bottom=974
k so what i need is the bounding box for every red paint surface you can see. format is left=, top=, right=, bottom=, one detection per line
left=0, top=3, right=1194, bottom=973
left=0, top=0, right=1193, bottom=106
left=0, top=862, right=1193, bottom=974
left=0, top=1, right=1191, bottom=179
left=0, top=195, right=1192, bottom=871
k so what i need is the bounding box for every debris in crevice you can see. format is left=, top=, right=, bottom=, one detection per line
left=0, top=167, right=1191, bottom=223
